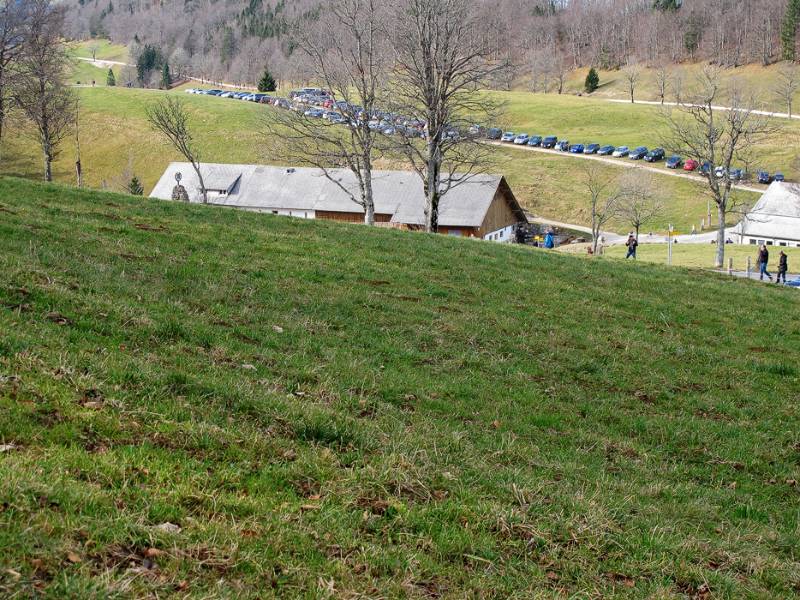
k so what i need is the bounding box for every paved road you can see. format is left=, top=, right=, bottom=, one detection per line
left=490, top=140, right=763, bottom=194
left=716, top=270, right=800, bottom=286
left=606, top=98, right=800, bottom=121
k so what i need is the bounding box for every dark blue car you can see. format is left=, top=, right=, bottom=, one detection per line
left=629, top=146, right=648, bottom=160
left=569, top=144, right=585, bottom=154
left=700, top=162, right=712, bottom=175
left=527, top=135, right=543, bottom=146
left=597, top=145, right=615, bottom=155
left=542, top=136, right=558, bottom=149
left=666, top=155, right=682, bottom=169
left=644, top=148, right=665, bottom=162
left=757, top=170, right=770, bottom=184
left=584, top=143, right=600, bottom=154
left=774, top=172, right=785, bottom=182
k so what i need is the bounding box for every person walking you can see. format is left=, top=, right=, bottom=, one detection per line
left=758, top=244, right=772, bottom=281
left=777, top=250, right=788, bottom=284
left=625, top=233, right=638, bottom=259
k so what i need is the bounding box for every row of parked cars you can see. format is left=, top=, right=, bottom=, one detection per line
left=186, top=89, right=787, bottom=184
left=188, top=86, right=435, bottom=138
left=492, top=129, right=785, bottom=183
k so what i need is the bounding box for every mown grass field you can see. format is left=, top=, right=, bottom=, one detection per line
left=603, top=243, right=800, bottom=271
left=1, top=177, right=799, bottom=597
left=560, top=240, right=800, bottom=271
left=554, top=62, right=800, bottom=114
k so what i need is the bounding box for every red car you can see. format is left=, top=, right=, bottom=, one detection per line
left=683, top=158, right=699, bottom=172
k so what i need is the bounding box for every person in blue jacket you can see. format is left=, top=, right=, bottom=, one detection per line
left=543, top=231, right=554, bottom=249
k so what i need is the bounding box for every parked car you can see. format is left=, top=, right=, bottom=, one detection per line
left=774, top=172, right=785, bottom=181
left=597, top=145, right=615, bottom=155
left=757, top=170, right=771, bottom=184
left=501, top=131, right=515, bottom=142
left=527, top=135, right=543, bottom=147
left=219, top=91, right=235, bottom=98
left=683, top=158, right=699, bottom=171
left=714, top=166, right=725, bottom=178
left=513, top=133, right=530, bottom=145
left=700, top=162, right=712, bottom=175
left=542, top=136, right=558, bottom=148
left=666, top=155, right=682, bottom=169
left=469, top=124, right=485, bottom=136
left=612, top=146, right=629, bottom=157
left=644, top=148, right=665, bottom=162
left=555, top=140, right=570, bottom=151
left=205, top=89, right=224, bottom=96
left=569, top=143, right=585, bottom=154
left=629, top=146, right=648, bottom=160
left=185, top=88, right=198, bottom=94
left=486, top=127, right=502, bottom=140
left=729, top=168, right=744, bottom=181
left=584, top=143, right=600, bottom=154
left=304, top=108, right=325, bottom=118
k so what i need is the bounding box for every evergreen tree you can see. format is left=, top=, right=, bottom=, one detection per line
left=128, top=175, right=144, bottom=196
left=106, top=68, right=116, bottom=86
left=258, top=68, right=276, bottom=92
left=161, top=62, right=172, bottom=90
left=781, top=0, right=800, bottom=61
left=584, top=67, right=599, bottom=93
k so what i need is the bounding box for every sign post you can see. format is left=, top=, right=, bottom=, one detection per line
left=667, top=224, right=673, bottom=266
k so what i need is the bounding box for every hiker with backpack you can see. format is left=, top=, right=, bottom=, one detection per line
left=777, top=250, right=788, bottom=284
left=757, top=244, right=772, bottom=281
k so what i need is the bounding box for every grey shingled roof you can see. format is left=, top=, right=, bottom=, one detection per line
left=150, top=162, right=526, bottom=228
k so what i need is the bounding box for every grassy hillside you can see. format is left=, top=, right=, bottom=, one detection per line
left=1, top=177, right=799, bottom=598
left=2, top=85, right=764, bottom=233
left=556, top=63, right=800, bottom=114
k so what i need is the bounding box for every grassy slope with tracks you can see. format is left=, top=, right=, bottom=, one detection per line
left=0, top=177, right=799, bottom=597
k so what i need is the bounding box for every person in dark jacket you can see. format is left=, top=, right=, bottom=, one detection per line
left=777, top=250, right=788, bottom=284
left=758, top=245, right=772, bottom=281
left=543, top=231, right=554, bottom=249
left=625, top=234, right=638, bottom=259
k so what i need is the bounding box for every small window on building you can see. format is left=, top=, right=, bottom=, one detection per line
left=749, top=239, right=757, bottom=245
left=448, top=229, right=462, bottom=236
left=272, top=210, right=278, bottom=215
left=499, top=230, right=504, bottom=237
left=780, top=242, right=787, bottom=246
left=766, top=240, right=773, bottom=245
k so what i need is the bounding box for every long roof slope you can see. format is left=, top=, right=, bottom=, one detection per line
left=735, top=181, right=800, bottom=241
left=149, top=162, right=526, bottom=228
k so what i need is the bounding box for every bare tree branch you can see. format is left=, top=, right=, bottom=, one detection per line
left=389, top=0, right=505, bottom=232
left=12, top=0, right=75, bottom=182
left=145, top=96, right=207, bottom=203
left=660, top=65, right=782, bottom=267
left=264, top=0, right=391, bottom=224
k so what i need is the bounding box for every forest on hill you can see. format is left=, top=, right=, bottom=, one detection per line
left=66, top=0, right=800, bottom=88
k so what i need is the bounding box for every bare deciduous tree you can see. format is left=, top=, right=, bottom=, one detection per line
left=14, top=0, right=76, bottom=182
left=661, top=66, right=780, bottom=267
left=773, top=61, right=800, bottom=117
left=265, top=0, right=390, bottom=224
left=0, top=0, right=28, bottom=164
left=617, top=170, right=663, bottom=239
left=581, top=163, right=620, bottom=254
left=391, top=0, right=503, bottom=232
left=146, top=96, right=207, bottom=203
left=670, top=66, right=685, bottom=104
left=654, top=64, right=669, bottom=105
left=622, top=60, right=641, bottom=103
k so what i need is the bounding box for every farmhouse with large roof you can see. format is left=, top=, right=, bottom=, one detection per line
left=150, top=163, right=528, bottom=242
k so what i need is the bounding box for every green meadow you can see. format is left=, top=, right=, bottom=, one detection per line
left=0, top=176, right=798, bottom=597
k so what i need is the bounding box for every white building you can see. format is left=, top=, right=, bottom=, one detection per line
left=733, top=181, right=800, bottom=247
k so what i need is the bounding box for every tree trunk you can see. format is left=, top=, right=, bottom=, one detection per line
left=714, top=204, right=726, bottom=268
left=363, top=158, right=375, bottom=225
left=44, top=152, right=52, bottom=182
left=0, top=95, right=5, bottom=166
left=425, top=148, right=441, bottom=233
